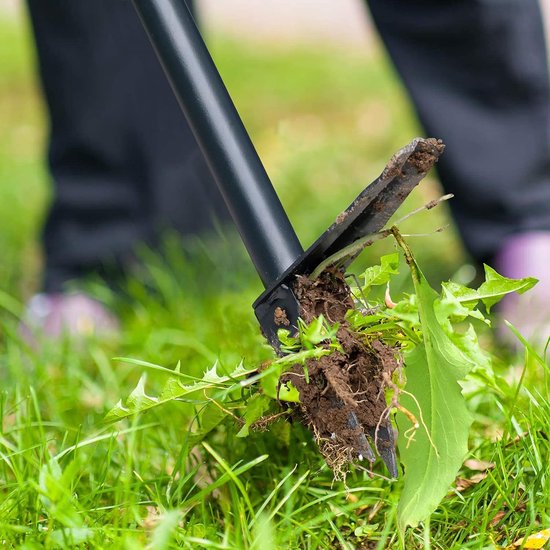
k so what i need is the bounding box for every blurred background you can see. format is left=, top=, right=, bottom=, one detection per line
left=0, top=0, right=549, bottom=302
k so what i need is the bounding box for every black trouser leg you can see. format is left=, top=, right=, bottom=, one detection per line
left=368, top=0, right=550, bottom=263
left=27, top=0, right=229, bottom=292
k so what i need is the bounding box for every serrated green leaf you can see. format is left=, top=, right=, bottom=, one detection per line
left=394, top=232, right=474, bottom=530
left=436, top=286, right=488, bottom=325
left=441, top=280, right=480, bottom=309
left=105, top=362, right=256, bottom=422
left=360, top=253, right=399, bottom=296
left=230, top=360, right=252, bottom=379
left=478, top=264, right=537, bottom=312
left=203, top=362, right=225, bottom=383
left=158, top=377, right=194, bottom=401
left=126, top=375, right=159, bottom=410
left=442, top=265, right=537, bottom=314
left=105, top=374, right=160, bottom=422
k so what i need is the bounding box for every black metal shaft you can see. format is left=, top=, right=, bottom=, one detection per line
left=132, top=0, right=303, bottom=286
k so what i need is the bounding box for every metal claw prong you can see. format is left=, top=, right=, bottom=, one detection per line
left=368, top=423, right=398, bottom=478
left=347, top=411, right=376, bottom=463
left=378, top=446, right=398, bottom=479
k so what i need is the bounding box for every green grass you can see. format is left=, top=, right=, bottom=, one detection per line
left=0, top=10, right=548, bottom=550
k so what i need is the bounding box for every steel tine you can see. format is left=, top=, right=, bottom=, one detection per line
left=347, top=410, right=376, bottom=463
left=368, top=423, right=398, bottom=478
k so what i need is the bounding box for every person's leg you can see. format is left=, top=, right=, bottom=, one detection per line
left=25, top=0, right=230, bottom=339
left=367, top=0, right=550, bottom=265
left=27, top=0, right=229, bottom=294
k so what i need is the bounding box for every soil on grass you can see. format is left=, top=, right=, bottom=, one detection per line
left=279, top=267, right=399, bottom=474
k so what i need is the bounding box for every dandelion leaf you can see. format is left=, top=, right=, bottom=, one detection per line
left=477, top=264, right=537, bottom=312
left=360, top=252, right=399, bottom=296
left=442, top=265, right=537, bottom=313
left=105, top=363, right=255, bottom=422
left=396, top=244, right=474, bottom=530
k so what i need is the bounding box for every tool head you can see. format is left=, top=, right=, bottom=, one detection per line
left=254, top=137, right=444, bottom=348
left=253, top=138, right=444, bottom=477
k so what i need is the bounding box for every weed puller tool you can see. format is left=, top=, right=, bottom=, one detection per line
left=133, top=0, right=444, bottom=476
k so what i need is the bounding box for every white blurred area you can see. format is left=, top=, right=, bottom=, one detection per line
left=198, top=0, right=374, bottom=49
left=2, top=0, right=550, bottom=49
left=198, top=0, right=550, bottom=50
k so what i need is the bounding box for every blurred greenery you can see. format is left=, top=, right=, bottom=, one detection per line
left=0, top=11, right=48, bottom=297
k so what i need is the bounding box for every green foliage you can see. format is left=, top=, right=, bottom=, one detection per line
left=1, top=241, right=547, bottom=549
left=390, top=236, right=474, bottom=529
left=278, top=314, right=341, bottom=353
left=363, top=232, right=539, bottom=529
left=38, top=458, right=93, bottom=546
left=104, top=359, right=255, bottom=423
left=237, top=394, right=272, bottom=437
left=358, top=251, right=399, bottom=296
left=149, top=510, right=183, bottom=550
left=444, top=264, right=537, bottom=313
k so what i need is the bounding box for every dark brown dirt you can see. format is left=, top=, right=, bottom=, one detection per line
left=409, top=138, right=444, bottom=173
left=380, top=137, right=444, bottom=181
left=274, top=306, right=290, bottom=327
left=279, top=267, right=399, bottom=474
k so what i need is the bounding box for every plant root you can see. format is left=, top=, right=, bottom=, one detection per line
left=280, top=267, right=401, bottom=474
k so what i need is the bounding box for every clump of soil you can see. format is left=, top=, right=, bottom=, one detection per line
left=279, top=267, right=399, bottom=476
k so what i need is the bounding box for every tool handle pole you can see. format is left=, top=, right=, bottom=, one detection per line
left=132, top=0, right=303, bottom=286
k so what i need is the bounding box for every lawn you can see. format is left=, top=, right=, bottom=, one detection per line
left=0, top=8, right=548, bottom=550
